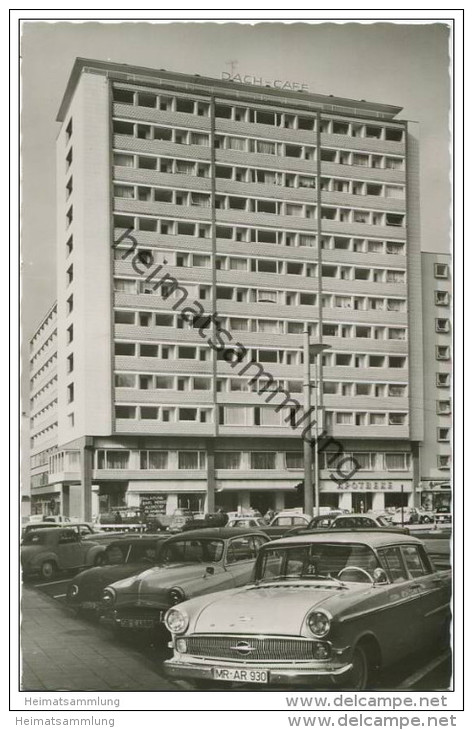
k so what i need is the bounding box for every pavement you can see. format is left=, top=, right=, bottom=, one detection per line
left=21, top=585, right=185, bottom=691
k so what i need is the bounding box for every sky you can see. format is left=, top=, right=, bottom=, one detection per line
left=21, top=20, right=451, bottom=342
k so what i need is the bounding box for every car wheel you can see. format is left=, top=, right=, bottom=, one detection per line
left=343, top=644, right=370, bottom=690
left=93, top=553, right=105, bottom=567
left=40, top=560, right=57, bottom=580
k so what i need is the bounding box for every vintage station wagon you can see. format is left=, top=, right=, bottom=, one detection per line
left=164, top=531, right=451, bottom=690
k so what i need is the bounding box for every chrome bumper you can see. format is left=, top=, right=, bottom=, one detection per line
left=164, top=657, right=353, bottom=686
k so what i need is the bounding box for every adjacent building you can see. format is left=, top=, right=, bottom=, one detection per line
left=29, top=58, right=428, bottom=519
left=419, top=252, right=452, bottom=511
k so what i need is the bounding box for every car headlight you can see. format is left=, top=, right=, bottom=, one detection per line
left=168, top=587, right=185, bottom=605
left=307, top=610, right=331, bottom=638
left=102, top=587, right=116, bottom=606
left=164, top=607, right=189, bottom=634
left=69, top=584, right=79, bottom=598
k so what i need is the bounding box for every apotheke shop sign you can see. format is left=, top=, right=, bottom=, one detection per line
left=322, top=481, right=411, bottom=492
left=221, top=72, right=309, bottom=92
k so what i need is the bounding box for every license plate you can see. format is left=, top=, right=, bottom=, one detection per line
left=212, top=667, right=268, bottom=683
left=119, top=618, right=155, bottom=629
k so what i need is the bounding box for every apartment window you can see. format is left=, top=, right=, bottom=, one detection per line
left=67, top=383, right=74, bottom=403
left=66, top=325, right=73, bottom=344
left=436, top=346, right=451, bottom=360
left=435, top=291, right=450, bottom=306
left=155, top=375, right=174, bottom=389
left=437, top=427, right=450, bottom=442
left=141, top=407, right=158, bottom=420
left=389, top=356, right=406, bottom=368
left=115, top=406, right=136, bottom=419
left=385, top=453, right=410, bottom=471
left=437, top=399, right=451, bottom=414
left=66, top=206, right=73, bottom=226
left=115, top=342, right=135, bottom=356
left=388, top=328, right=406, bottom=341
left=285, top=452, right=304, bottom=470
left=66, top=294, right=73, bottom=314
left=114, top=153, right=134, bottom=167
left=437, top=455, right=451, bottom=469
left=66, top=235, right=73, bottom=255
left=434, top=263, right=449, bottom=279
left=97, top=449, right=130, bottom=469
left=387, top=242, right=405, bottom=255
left=436, top=373, right=451, bottom=387
left=251, top=452, right=276, bottom=470
left=66, top=176, right=73, bottom=197
left=353, top=453, right=375, bottom=470
left=155, top=313, right=174, bottom=327
left=335, top=412, right=353, bottom=425
left=140, top=451, right=168, bottom=469
left=336, top=354, right=352, bottom=366
left=66, top=148, right=73, bottom=168
left=369, top=355, right=385, bottom=368
left=354, top=383, right=370, bottom=396
left=369, top=413, right=385, bottom=425
left=115, top=373, right=135, bottom=387
left=178, top=346, right=197, bottom=360
left=140, top=344, right=158, bottom=357
left=68, top=413, right=74, bottom=428
left=115, top=311, right=135, bottom=325
left=389, top=413, right=406, bottom=425
left=67, top=354, right=74, bottom=374
left=178, top=451, right=206, bottom=470
left=66, top=118, right=73, bottom=141
left=385, top=127, right=403, bottom=142
left=66, top=264, right=73, bottom=285
left=436, top=318, right=450, bottom=333
left=215, top=452, right=242, bottom=470
left=386, top=214, right=404, bottom=227
left=388, top=384, right=406, bottom=397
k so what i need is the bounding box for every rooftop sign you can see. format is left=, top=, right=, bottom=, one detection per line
left=221, top=72, right=309, bottom=92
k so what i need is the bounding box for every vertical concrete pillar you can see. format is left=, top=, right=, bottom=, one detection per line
left=61, top=485, right=70, bottom=517
left=206, top=441, right=215, bottom=513
left=80, top=439, right=94, bottom=521
left=372, top=492, right=384, bottom=512
left=411, top=443, right=420, bottom=508
left=339, top=492, right=352, bottom=512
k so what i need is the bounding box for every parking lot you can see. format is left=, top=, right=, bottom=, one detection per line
left=22, top=573, right=451, bottom=692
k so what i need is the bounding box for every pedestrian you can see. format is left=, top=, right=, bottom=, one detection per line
left=114, top=510, right=123, bottom=524
left=216, top=507, right=229, bottom=526
left=265, top=508, right=275, bottom=523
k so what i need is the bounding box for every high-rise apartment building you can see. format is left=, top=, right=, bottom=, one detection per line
left=29, top=58, right=426, bottom=519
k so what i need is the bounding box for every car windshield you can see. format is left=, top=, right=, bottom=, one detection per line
left=256, top=543, right=381, bottom=583
left=22, top=531, right=49, bottom=545
left=377, top=516, right=390, bottom=526
left=160, top=539, right=224, bottom=564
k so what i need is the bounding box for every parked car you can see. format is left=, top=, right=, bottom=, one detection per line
left=434, top=507, right=452, bottom=526
left=227, top=517, right=268, bottom=529
left=262, top=511, right=312, bottom=539
left=312, top=513, right=403, bottom=530
left=164, top=531, right=451, bottom=690
left=101, top=528, right=269, bottom=636
left=66, top=535, right=172, bottom=614
left=391, top=507, right=434, bottom=525
left=21, top=522, right=109, bottom=540
left=21, top=527, right=106, bottom=580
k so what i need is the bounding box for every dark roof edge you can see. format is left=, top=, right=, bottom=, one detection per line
left=56, top=57, right=403, bottom=123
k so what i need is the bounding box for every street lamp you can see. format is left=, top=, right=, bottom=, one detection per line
left=303, top=331, right=331, bottom=517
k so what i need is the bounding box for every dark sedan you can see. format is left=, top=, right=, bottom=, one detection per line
left=66, top=535, right=171, bottom=614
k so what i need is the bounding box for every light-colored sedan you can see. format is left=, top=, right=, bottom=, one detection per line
left=164, top=531, right=451, bottom=690
left=101, top=528, right=269, bottom=634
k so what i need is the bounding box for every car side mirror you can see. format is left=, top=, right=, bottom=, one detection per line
left=204, top=565, right=215, bottom=577
left=373, top=568, right=388, bottom=585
